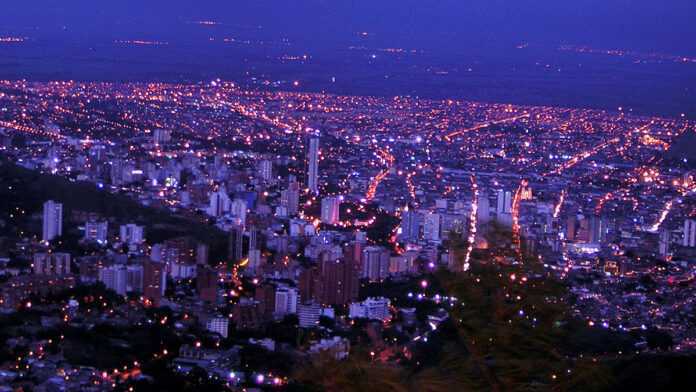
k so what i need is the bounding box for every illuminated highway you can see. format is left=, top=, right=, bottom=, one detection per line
left=365, top=148, right=395, bottom=201
left=544, top=137, right=620, bottom=177
left=462, top=175, right=478, bottom=271
left=443, top=113, right=530, bottom=142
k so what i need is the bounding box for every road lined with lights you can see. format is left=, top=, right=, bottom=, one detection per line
left=444, top=113, right=530, bottom=142
left=462, top=174, right=478, bottom=271
left=544, top=137, right=620, bottom=176
left=365, top=147, right=395, bottom=201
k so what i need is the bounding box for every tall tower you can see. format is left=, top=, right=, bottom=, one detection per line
left=477, top=191, right=491, bottom=224
left=248, top=226, right=258, bottom=251
left=42, top=200, right=63, bottom=242
left=320, top=196, right=341, bottom=225
left=684, top=219, right=696, bottom=247
left=307, top=136, right=320, bottom=195
left=398, top=209, right=421, bottom=242
left=207, top=185, right=230, bottom=217
left=589, top=215, right=605, bottom=244
left=281, top=177, right=300, bottom=216
left=258, top=159, right=273, bottom=182
left=120, top=224, right=145, bottom=245
left=143, top=260, right=166, bottom=306
left=228, top=225, right=245, bottom=262
left=361, top=246, right=390, bottom=282
left=423, top=212, right=442, bottom=241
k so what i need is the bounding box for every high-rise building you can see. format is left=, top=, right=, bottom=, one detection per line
left=230, top=198, right=248, bottom=226
left=659, top=229, right=671, bottom=259
left=196, top=265, right=218, bottom=303
left=684, top=219, right=696, bottom=247
left=494, top=189, right=513, bottom=226
left=152, top=237, right=196, bottom=265
left=280, top=179, right=300, bottom=216
left=126, top=265, right=144, bottom=294
left=576, top=216, right=591, bottom=243
left=205, top=316, right=229, bottom=338
left=99, top=264, right=128, bottom=295
left=589, top=216, right=605, bottom=244
left=361, top=246, right=390, bottom=282
left=344, top=240, right=362, bottom=269
left=196, top=243, right=209, bottom=265
left=298, top=265, right=320, bottom=304
left=566, top=215, right=577, bottom=241
left=228, top=225, right=245, bottom=262
left=254, top=283, right=277, bottom=319
left=398, top=209, right=421, bottom=242
left=232, top=299, right=263, bottom=331
left=42, top=200, right=63, bottom=242
left=423, top=212, right=441, bottom=241
left=320, top=196, right=341, bottom=225
left=307, top=136, right=320, bottom=194
left=96, top=264, right=143, bottom=294
left=110, top=159, right=125, bottom=186
left=320, top=255, right=359, bottom=305
left=84, top=221, right=108, bottom=244
left=46, top=147, right=59, bottom=169
left=152, top=128, right=172, bottom=145
left=300, top=248, right=359, bottom=306
left=169, top=261, right=197, bottom=280
left=207, top=185, right=231, bottom=217
left=496, top=190, right=513, bottom=214
left=477, top=191, right=491, bottom=224
left=274, top=286, right=298, bottom=316
left=258, top=159, right=273, bottom=182
left=143, top=260, right=166, bottom=306
left=276, top=234, right=289, bottom=255
left=120, top=224, right=144, bottom=245
left=348, top=297, right=391, bottom=321
left=90, top=144, right=106, bottom=162
left=33, top=253, right=71, bottom=276
left=297, top=302, right=322, bottom=328
left=355, top=230, right=367, bottom=243
left=389, top=255, right=414, bottom=275
left=247, top=249, right=263, bottom=275
left=248, top=226, right=258, bottom=251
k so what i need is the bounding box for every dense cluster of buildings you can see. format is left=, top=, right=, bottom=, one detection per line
left=0, top=80, right=694, bottom=388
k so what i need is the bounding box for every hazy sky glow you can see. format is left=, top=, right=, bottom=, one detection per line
left=1, top=0, right=695, bottom=54
left=2, top=1, right=694, bottom=117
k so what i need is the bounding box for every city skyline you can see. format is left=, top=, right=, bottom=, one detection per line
left=0, top=2, right=694, bottom=391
